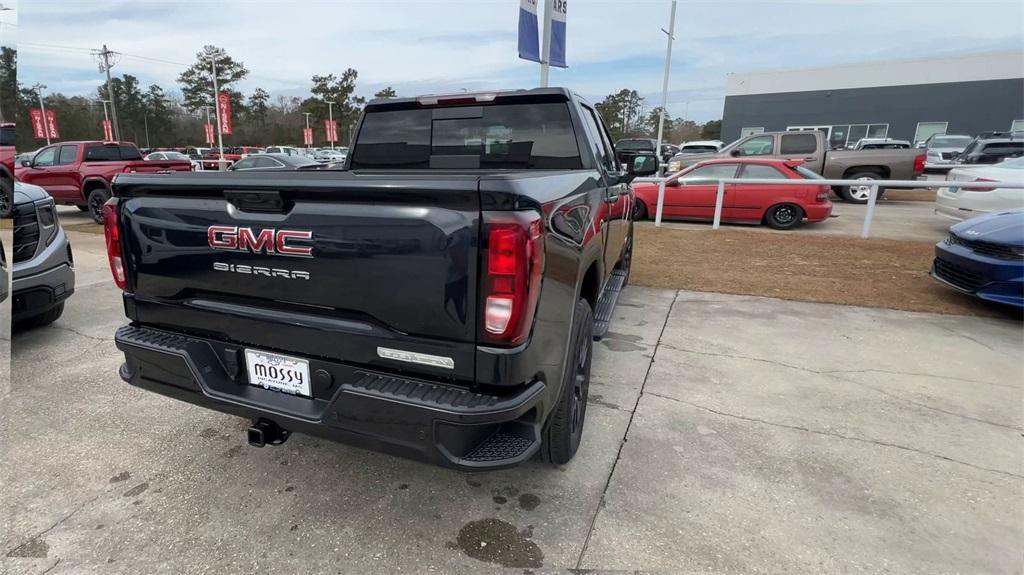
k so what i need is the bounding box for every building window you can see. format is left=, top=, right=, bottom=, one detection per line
left=913, top=122, right=948, bottom=146
left=740, top=127, right=764, bottom=137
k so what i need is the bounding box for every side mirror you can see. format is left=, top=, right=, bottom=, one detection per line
left=729, top=149, right=741, bottom=157
left=20, top=159, right=31, bottom=167
left=627, top=155, right=659, bottom=178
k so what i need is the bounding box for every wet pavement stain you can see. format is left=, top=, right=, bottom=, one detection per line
left=448, top=518, right=543, bottom=569
left=604, top=332, right=643, bottom=343
left=493, top=485, right=520, bottom=498
left=601, top=339, right=644, bottom=352
left=398, top=483, right=410, bottom=490
left=108, top=471, right=131, bottom=483
left=199, top=428, right=219, bottom=438
left=123, top=482, right=149, bottom=498
left=493, top=496, right=507, bottom=504
left=518, top=493, right=540, bottom=511
left=285, top=486, right=296, bottom=492
left=222, top=445, right=243, bottom=458
left=587, top=394, right=621, bottom=411
left=466, top=477, right=483, bottom=488
left=6, top=537, right=49, bottom=558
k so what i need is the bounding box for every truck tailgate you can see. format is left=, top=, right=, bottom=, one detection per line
left=114, top=172, right=481, bottom=381
left=119, top=160, right=193, bottom=173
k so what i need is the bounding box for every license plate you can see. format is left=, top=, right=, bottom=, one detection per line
left=244, top=349, right=311, bottom=397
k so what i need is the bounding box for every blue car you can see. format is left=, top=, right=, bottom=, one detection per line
left=931, top=209, right=1024, bottom=308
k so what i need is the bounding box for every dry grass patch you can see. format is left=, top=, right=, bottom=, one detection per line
left=632, top=224, right=1014, bottom=318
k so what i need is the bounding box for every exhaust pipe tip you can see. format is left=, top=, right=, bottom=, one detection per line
left=247, top=419, right=290, bottom=448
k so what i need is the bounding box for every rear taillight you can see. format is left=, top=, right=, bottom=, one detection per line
left=482, top=211, right=544, bottom=345
left=103, top=200, right=127, bottom=290
left=963, top=177, right=998, bottom=192
left=913, top=154, right=926, bottom=173
left=816, top=186, right=830, bottom=202
left=122, top=166, right=137, bottom=174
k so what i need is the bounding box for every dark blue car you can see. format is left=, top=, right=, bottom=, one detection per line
left=931, top=209, right=1024, bottom=308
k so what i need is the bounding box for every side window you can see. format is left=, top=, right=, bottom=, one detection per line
left=738, top=136, right=774, bottom=156
left=590, top=111, right=620, bottom=172
left=779, top=133, right=817, bottom=155
left=738, top=164, right=787, bottom=179
left=679, top=163, right=738, bottom=184
left=231, top=158, right=256, bottom=170
left=57, top=145, right=78, bottom=165
left=577, top=104, right=612, bottom=171
left=33, top=147, right=57, bottom=167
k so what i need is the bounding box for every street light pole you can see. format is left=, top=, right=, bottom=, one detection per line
left=326, top=101, right=335, bottom=151
left=34, top=84, right=51, bottom=146
left=210, top=57, right=225, bottom=168
left=655, top=0, right=678, bottom=172
left=144, top=112, right=150, bottom=149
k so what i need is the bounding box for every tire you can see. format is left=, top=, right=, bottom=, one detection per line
left=541, top=298, right=594, bottom=465
left=764, top=203, right=804, bottom=230
left=17, top=303, right=65, bottom=330
left=87, top=187, right=111, bottom=224
left=0, top=176, right=12, bottom=219
left=76, top=204, right=90, bottom=212
left=633, top=199, right=648, bottom=221
left=840, top=172, right=885, bottom=204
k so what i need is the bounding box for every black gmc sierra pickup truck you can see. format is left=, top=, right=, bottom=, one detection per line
left=109, top=88, right=655, bottom=470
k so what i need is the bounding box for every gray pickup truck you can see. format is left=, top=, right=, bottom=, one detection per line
left=667, top=131, right=926, bottom=203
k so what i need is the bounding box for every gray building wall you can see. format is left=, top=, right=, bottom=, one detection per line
left=721, top=78, right=1024, bottom=144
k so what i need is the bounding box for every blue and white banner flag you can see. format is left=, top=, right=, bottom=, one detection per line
left=518, top=0, right=541, bottom=63
left=548, top=0, right=567, bottom=68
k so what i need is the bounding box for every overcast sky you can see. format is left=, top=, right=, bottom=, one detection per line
left=11, top=0, right=1024, bottom=122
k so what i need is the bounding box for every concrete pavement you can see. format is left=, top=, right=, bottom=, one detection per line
left=2, top=229, right=1020, bottom=574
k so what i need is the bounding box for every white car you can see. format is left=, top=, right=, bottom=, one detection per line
left=145, top=151, right=201, bottom=172
left=264, top=145, right=306, bottom=157
left=935, top=156, right=1024, bottom=221
left=677, top=140, right=723, bottom=155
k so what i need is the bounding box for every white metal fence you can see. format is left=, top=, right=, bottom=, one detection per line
left=633, top=174, right=1024, bottom=239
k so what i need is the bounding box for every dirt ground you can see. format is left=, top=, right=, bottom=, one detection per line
left=631, top=224, right=1017, bottom=318
left=880, top=189, right=936, bottom=202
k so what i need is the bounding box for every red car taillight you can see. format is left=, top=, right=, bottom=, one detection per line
left=963, top=177, right=998, bottom=192
left=481, top=211, right=544, bottom=346
left=913, top=154, right=926, bottom=173
left=816, top=185, right=830, bottom=202
left=103, top=200, right=127, bottom=290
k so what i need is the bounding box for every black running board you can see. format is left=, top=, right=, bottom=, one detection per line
left=593, top=270, right=627, bottom=340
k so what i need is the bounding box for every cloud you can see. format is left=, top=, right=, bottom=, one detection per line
left=13, top=0, right=1024, bottom=122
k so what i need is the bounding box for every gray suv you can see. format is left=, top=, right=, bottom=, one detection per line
left=12, top=182, right=74, bottom=328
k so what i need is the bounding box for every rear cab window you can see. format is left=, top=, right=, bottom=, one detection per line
left=83, top=144, right=143, bottom=162
left=351, top=99, right=582, bottom=170
left=780, top=133, right=818, bottom=155
left=0, top=125, right=15, bottom=146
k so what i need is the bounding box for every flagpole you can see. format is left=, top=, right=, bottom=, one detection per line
left=539, top=0, right=553, bottom=87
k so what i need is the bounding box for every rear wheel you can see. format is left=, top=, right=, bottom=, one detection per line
left=764, top=203, right=804, bottom=230
left=633, top=200, right=648, bottom=221
left=17, top=303, right=65, bottom=331
left=541, top=298, right=593, bottom=465
left=87, top=187, right=111, bottom=224
left=840, top=172, right=885, bottom=204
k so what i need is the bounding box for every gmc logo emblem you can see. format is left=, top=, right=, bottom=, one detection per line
left=207, top=226, right=313, bottom=258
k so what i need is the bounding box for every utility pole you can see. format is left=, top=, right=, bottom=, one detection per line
left=95, top=45, right=121, bottom=141
left=144, top=113, right=150, bottom=149
left=655, top=0, right=678, bottom=172
left=33, top=84, right=51, bottom=146
left=303, top=112, right=312, bottom=148
left=539, top=0, right=553, bottom=87
left=326, top=101, right=335, bottom=151
left=210, top=57, right=225, bottom=168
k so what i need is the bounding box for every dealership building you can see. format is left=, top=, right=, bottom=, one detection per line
left=720, top=51, right=1024, bottom=148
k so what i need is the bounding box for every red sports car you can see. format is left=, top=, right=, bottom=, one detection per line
left=632, top=158, right=833, bottom=230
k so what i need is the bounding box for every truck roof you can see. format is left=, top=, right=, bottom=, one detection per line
left=365, top=87, right=577, bottom=110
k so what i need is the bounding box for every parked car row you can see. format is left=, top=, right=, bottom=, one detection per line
left=923, top=131, right=1023, bottom=172
left=665, top=130, right=925, bottom=204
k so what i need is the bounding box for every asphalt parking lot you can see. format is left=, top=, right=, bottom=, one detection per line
left=2, top=225, right=1021, bottom=574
